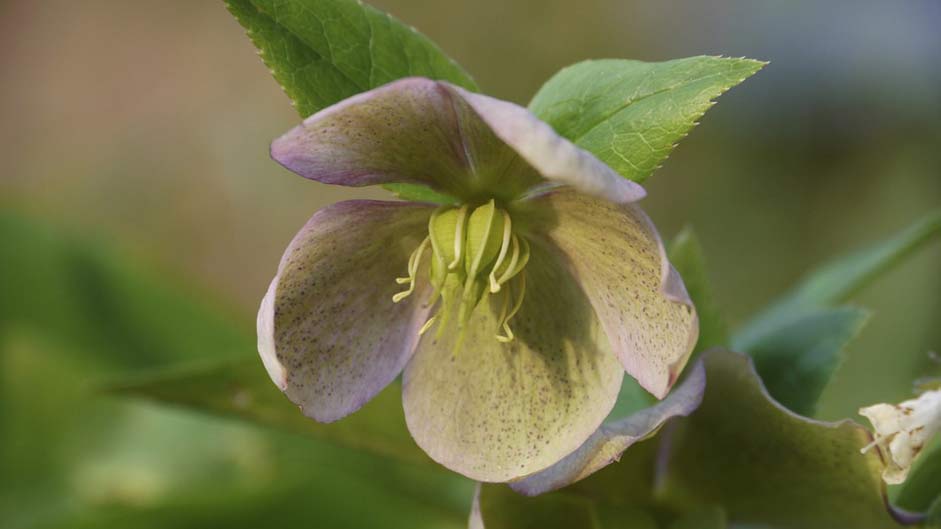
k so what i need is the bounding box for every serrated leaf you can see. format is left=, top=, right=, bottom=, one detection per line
left=657, top=350, right=904, bottom=529
left=105, top=360, right=435, bottom=468
left=529, top=56, right=764, bottom=183
left=668, top=227, right=729, bottom=354
left=226, top=0, right=478, bottom=118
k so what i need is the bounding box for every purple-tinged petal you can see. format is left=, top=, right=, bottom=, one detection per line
left=271, top=78, right=540, bottom=201
left=511, top=362, right=705, bottom=496
left=258, top=200, right=434, bottom=422
left=530, top=189, right=699, bottom=399
left=402, top=243, right=624, bottom=482
left=445, top=85, right=647, bottom=204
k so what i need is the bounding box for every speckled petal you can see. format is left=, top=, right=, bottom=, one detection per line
left=402, top=242, right=624, bottom=482
left=445, top=85, right=647, bottom=204
left=511, top=361, right=706, bottom=496
left=270, top=78, right=540, bottom=202
left=258, top=200, right=434, bottom=423
left=530, top=189, right=699, bottom=399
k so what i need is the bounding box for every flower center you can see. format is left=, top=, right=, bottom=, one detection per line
left=393, top=199, right=530, bottom=343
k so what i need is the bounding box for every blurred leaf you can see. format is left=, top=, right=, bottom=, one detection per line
left=225, top=0, right=478, bottom=118
left=657, top=350, right=902, bottom=529
left=106, top=360, right=434, bottom=467
left=384, top=182, right=459, bottom=205
left=744, top=307, right=870, bottom=415
left=0, top=212, right=470, bottom=529
left=735, top=210, right=941, bottom=348
left=0, top=212, right=252, bottom=370
left=732, top=210, right=941, bottom=415
left=529, top=56, right=764, bottom=183
left=668, top=227, right=729, bottom=354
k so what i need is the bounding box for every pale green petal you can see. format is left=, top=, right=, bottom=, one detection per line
left=529, top=189, right=698, bottom=399
left=511, top=361, right=706, bottom=495
left=402, top=243, right=624, bottom=482
left=258, top=200, right=434, bottom=422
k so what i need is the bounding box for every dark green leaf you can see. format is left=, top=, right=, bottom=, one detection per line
left=657, top=350, right=902, bottom=529
left=529, top=56, right=764, bottom=183
left=226, top=0, right=478, bottom=118
left=745, top=307, right=870, bottom=415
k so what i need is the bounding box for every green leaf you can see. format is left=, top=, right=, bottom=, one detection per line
left=657, top=350, right=903, bottom=529
left=744, top=307, right=870, bottom=416
left=732, top=210, right=941, bottom=415
left=735, top=210, right=941, bottom=348
left=896, top=445, right=941, bottom=513
left=529, top=56, right=765, bottom=183
left=106, top=360, right=434, bottom=468
left=668, top=227, right=729, bottom=354
left=226, top=0, right=478, bottom=118
left=384, top=183, right=459, bottom=205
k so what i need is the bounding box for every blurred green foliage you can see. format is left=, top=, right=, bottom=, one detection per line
left=0, top=213, right=471, bottom=528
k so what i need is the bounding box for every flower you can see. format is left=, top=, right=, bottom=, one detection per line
left=859, top=389, right=941, bottom=484
left=257, top=77, right=699, bottom=482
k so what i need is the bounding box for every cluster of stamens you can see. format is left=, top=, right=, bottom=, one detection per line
left=393, top=199, right=530, bottom=343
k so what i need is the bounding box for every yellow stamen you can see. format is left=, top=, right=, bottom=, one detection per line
left=495, top=272, right=526, bottom=342
left=392, top=235, right=430, bottom=303
left=488, top=210, right=513, bottom=293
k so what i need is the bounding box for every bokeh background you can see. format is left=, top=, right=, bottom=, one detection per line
left=1, top=1, right=938, bottom=527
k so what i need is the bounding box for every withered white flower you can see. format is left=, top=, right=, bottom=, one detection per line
left=859, top=389, right=941, bottom=484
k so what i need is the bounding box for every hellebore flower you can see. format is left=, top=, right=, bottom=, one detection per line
left=257, top=77, right=699, bottom=482
left=860, top=388, right=941, bottom=484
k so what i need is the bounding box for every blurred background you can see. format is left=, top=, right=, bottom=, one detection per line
left=1, top=0, right=938, bottom=527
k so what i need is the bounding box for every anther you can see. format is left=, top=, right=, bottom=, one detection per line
left=495, top=272, right=526, bottom=342
left=488, top=210, right=513, bottom=293
left=392, top=235, right=430, bottom=303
